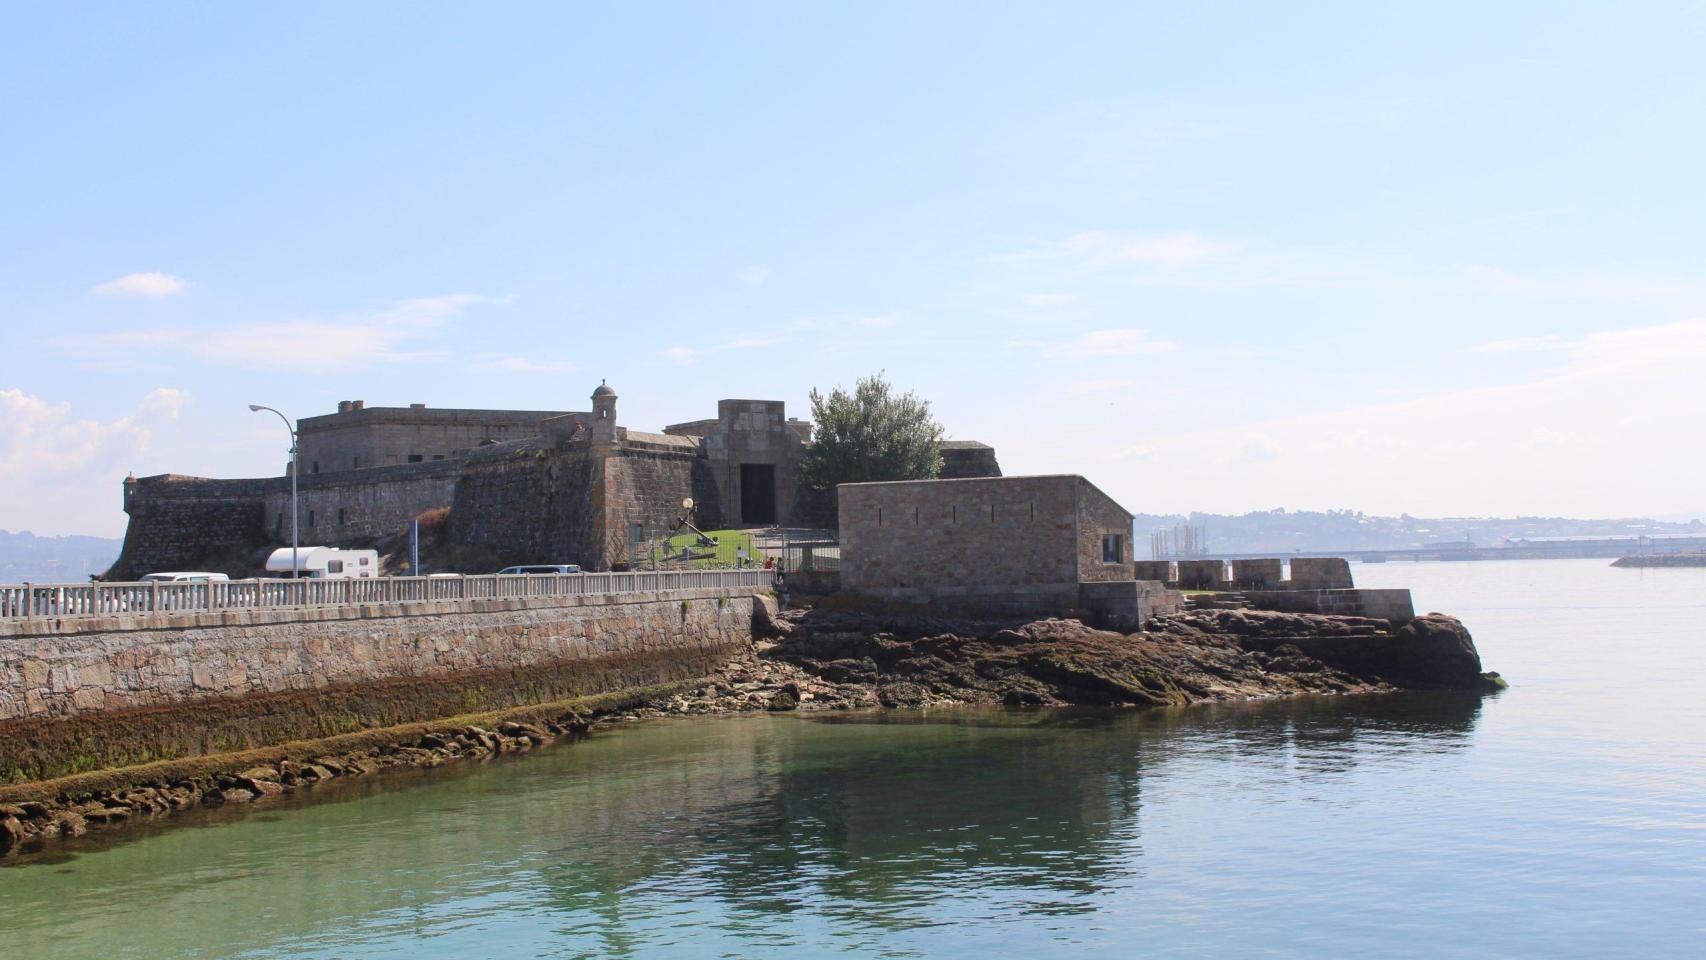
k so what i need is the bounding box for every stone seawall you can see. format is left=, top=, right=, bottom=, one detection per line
left=0, top=588, right=764, bottom=782
left=1242, top=588, right=1416, bottom=623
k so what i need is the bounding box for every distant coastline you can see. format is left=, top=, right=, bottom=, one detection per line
left=1610, top=553, right=1706, bottom=568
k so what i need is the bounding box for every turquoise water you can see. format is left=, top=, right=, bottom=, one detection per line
left=3, top=558, right=1703, bottom=958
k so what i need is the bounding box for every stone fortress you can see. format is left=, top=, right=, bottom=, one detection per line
left=109, top=382, right=1002, bottom=579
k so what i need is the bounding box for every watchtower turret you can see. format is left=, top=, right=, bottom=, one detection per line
left=590, top=380, right=618, bottom=443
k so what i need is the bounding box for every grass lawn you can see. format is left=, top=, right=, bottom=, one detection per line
left=652, top=529, right=767, bottom=568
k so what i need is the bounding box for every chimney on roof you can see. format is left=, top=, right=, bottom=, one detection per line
left=352, top=400, right=365, bottom=410
left=337, top=400, right=353, bottom=413
left=409, top=403, right=426, bottom=410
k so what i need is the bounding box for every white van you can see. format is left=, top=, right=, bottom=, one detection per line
left=264, top=546, right=380, bottom=579
left=141, top=572, right=232, bottom=583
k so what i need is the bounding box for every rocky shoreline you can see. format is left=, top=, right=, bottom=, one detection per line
left=1, top=606, right=1500, bottom=858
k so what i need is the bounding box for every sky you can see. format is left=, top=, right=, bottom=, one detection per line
left=3, top=2, right=1704, bottom=538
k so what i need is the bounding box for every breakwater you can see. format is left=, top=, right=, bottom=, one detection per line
left=0, top=586, right=769, bottom=783
left=1611, top=552, right=1706, bottom=567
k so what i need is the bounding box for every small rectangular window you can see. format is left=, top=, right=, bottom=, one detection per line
left=311, top=461, right=320, bottom=474
left=407, top=454, right=424, bottom=463
left=308, top=509, right=316, bottom=527
left=1102, top=534, right=1123, bottom=564
left=353, top=456, right=360, bottom=469
left=327, top=559, right=344, bottom=573
left=338, top=508, right=346, bottom=525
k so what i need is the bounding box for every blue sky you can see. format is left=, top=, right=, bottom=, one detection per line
left=4, top=2, right=1705, bottom=536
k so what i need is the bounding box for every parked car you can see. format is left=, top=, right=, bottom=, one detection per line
left=140, top=572, right=231, bottom=583
left=497, top=564, right=582, bottom=575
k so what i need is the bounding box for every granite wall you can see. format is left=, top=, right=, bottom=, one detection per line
left=1290, top=557, right=1354, bottom=589
left=447, top=442, right=598, bottom=570
left=0, top=588, right=766, bottom=782
left=1242, top=588, right=1415, bottom=623
left=838, top=475, right=1135, bottom=608
left=598, top=435, right=722, bottom=568
left=265, top=460, right=459, bottom=545
left=296, top=404, right=574, bottom=475
left=108, top=475, right=272, bottom=581
left=1176, top=560, right=1227, bottom=590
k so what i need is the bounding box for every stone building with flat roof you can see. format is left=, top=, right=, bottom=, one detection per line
left=837, top=474, right=1179, bottom=626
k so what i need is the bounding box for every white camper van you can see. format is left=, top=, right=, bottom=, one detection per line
left=265, top=546, right=380, bottom=579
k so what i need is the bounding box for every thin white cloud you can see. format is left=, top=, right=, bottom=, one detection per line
left=1068, top=377, right=1138, bottom=394
left=1468, top=335, right=1566, bottom=354
left=664, top=336, right=783, bottom=365
left=92, top=272, right=187, bottom=297
left=478, top=355, right=575, bottom=373
left=1460, top=265, right=1706, bottom=302
left=1029, top=327, right=1179, bottom=360
left=739, top=267, right=773, bottom=288
left=54, top=293, right=509, bottom=374
left=857, top=316, right=897, bottom=329
left=1004, top=232, right=1706, bottom=305
left=1005, top=231, right=1232, bottom=272
left=1023, top=293, right=1078, bottom=306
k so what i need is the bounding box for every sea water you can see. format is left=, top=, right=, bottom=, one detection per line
left=2, top=558, right=1702, bottom=958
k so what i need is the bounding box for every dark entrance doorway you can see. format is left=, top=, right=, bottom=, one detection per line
left=739, top=463, right=776, bottom=524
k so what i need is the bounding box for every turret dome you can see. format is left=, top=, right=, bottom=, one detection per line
left=592, top=380, right=617, bottom=399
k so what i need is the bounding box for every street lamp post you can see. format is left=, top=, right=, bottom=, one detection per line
left=248, top=404, right=299, bottom=578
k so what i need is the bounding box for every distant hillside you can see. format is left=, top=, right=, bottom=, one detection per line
left=0, top=529, right=123, bottom=582
left=1133, top=510, right=1706, bottom=556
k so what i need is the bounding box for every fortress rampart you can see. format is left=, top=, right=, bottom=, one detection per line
left=110, top=475, right=272, bottom=580
left=109, top=383, right=1002, bottom=578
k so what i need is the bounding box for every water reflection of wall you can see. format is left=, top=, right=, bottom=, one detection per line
left=0, top=695, right=1485, bottom=958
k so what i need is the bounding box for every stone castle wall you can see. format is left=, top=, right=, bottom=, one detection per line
left=264, top=460, right=460, bottom=546
left=296, top=405, right=575, bottom=475
left=109, top=475, right=273, bottom=580
left=598, top=437, right=723, bottom=568
left=447, top=442, right=599, bottom=570
left=0, top=588, right=766, bottom=782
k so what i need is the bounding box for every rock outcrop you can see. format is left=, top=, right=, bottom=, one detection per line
left=2, top=604, right=1500, bottom=858
left=737, top=607, right=1499, bottom=710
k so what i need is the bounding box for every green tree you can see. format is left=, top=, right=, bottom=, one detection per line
left=802, top=373, right=945, bottom=488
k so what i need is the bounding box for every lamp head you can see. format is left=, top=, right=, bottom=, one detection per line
left=248, top=404, right=263, bottom=412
